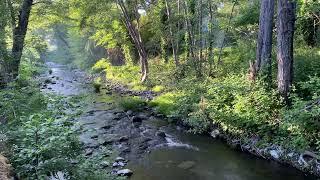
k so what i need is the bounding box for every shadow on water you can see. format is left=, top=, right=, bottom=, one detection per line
left=128, top=128, right=317, bottom=180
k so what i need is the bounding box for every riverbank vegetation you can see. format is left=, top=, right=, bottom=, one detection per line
left=0, top=0, right=320, bottom=178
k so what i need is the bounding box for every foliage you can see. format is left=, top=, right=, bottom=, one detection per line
left=149, top=92, right=182, bottom=116
left=118, top=96, right=146, bottom=111
left=8, top=113, right=81, bottom=179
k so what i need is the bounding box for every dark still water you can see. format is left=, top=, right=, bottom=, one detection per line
left=128, top=127, right=317, bottom=180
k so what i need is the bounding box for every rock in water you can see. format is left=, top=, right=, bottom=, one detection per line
left=100, top=161, right=110, bottom=168
left=270, top=150, right=280, bottom=159
left=132, top=116, right=143, bottom=123
left=113, top=161, right=126, bottom=167
left=115, top=157, right=126, bottom=162
left=156, top=131, right=166, bottom=138
left=177, top=161, right=195, bottom=170
left=85, top=149, right=93, bottom=156
left=117, top=169, right=133, bottom=176
left=210, top=129, right=220, bottom=138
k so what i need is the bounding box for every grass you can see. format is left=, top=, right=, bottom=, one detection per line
left=117, top=96, right=146, bottom=111
left=149, top=92, right=182, bottom=116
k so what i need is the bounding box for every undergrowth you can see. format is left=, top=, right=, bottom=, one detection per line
left=95, top=50, right=320, bottom=153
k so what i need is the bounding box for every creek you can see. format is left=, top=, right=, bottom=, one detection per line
left=42, top=62, right=316, bottom=180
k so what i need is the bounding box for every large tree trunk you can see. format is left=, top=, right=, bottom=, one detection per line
left=253, top=0, right=275, bottom=81
left=183, top=0, right=196, bottom=66
left=0, top=0, right=9, bottom=86
left=207, top=1, right=215, bottom=76
left=277, top=0, right=296, bottom=103
left=117, top=0, right=148, bottom=82
left=10, top=0, right=34, bottom=79
left=197, top=0, right=203, bottom=77
left=164, top=0, right=179, bottom=67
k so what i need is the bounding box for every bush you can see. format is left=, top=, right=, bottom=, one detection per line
left=172, top=75, right=280, bottom=135
left=9, top=114, right=81, bottom=179
left=281, top=76, right=320, bottom=150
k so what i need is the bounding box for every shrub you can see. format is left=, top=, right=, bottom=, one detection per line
left=9, top=114, right=81, bottom=179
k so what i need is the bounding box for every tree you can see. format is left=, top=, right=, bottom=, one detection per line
left=0, top=0, right=9, bottom=85
left=164, top=0, right=179, bottom=66
left=117, top=0, right=149, bottom=82
left=9, top=0, right=34, bottom=79
left=253, top=0, right=275, bottom=81
left=277, top=0, right=296, bottom=102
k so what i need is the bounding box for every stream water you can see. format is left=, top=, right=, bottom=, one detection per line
left=42, top=62, right=317, bottom=180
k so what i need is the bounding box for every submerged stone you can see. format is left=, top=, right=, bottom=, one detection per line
left=177, top=161, right=195, bottom=170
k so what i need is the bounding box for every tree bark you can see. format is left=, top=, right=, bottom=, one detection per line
left=254, top=0, right=275, bottom=81
left=0, top=0, right=8, bottom=85
left=117, top=0, right=148, bottom=82
left=198, top=0, right=203, bottom=77
left=183, top=0, right=196, bottom=66
left=10, top=0, right=34, bottom=79
left=164, top=0, right=179, bottom=66
left=277, top=0, right=296, bottom=103
left=207, top=1, right=215, bottom=76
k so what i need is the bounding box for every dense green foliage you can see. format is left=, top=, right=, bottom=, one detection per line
left=0, top=0, right=320, bottom=178
left=0, top=63, right=115, bottom=179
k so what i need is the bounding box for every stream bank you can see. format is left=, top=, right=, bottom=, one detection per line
left=104, top=73, right=320, bottom=178
left=42, top=62, right=317, bottom=180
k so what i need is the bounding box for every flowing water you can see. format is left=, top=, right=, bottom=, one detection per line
left=129, top=127, right=316, bottom=180
left=43, top=62, right=317, bottom=180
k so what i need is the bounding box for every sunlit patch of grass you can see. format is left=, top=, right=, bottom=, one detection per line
left=132, top=84, right=148, bottom=91
left=149, top=92, right=182, bottom=116
left=118, top=96, right=146, bottom=111
left=152, top=85, right=165, bottom=93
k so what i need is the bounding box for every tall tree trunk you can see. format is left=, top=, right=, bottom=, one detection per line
left=198, top=0, right=203, bottom=77
left=164, top=0, right=179, bottom=66
left=117, top=0, right=148, bottom=82
left=217, top=0, right=237, bottom=65
left=253, top=0, right=275, bottom=82
left=183, top=0, right=196, bottom=67
left=0, top=0, right=9, bottom=86
left=10, top=0, right=34, bottom=79
left=175, top=0, right=181, bottom=65
left=208, top=1, right=215, bottom=76
left=277, top=0, right=296, bottom=103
